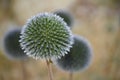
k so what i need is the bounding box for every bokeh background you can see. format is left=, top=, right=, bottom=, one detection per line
left=0, top=0, right=120, bottom=80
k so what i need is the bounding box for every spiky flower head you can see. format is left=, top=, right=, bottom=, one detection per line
left=20, top=13, right=73, bottom=60
left=53, top=35, right=93, bottom=72
left=54, top=10, right=73, bottom=27
left=3, top=28, right=27, bottom=60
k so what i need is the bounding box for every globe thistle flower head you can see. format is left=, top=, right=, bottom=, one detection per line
left=3, top=29, right=27, bottom=60
left=54, top=10, right=73, bottom=27
left=20, top=12, right=73, bottom=60
left=53, top=35, right=93, bottom=72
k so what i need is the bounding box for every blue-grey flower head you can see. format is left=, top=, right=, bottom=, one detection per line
left=3, top=28, right=27, bottom=60
left=54, top=10, right=73, bottom=27
left=53, top=35, right=93, bottom=72
left=20, top=13, right=73, bottom=60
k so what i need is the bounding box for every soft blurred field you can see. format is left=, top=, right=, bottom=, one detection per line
left=0, top=0, right=120, bottom=80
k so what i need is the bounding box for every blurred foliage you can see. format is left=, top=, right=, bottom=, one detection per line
left=0, top=0, right=120, bottom=80
left=0, top=51, right=14, bottom=71
left=0, top=0, right=13, bottom=20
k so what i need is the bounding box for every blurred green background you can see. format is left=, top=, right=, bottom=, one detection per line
left=0, top=0, right=120, bottom=80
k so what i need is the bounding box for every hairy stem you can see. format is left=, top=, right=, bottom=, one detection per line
left=46, top=59, right=53, bottom=80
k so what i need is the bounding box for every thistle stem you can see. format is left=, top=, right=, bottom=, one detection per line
left=68, top=72, right=73, bottom=80
left=20, top=61, right=27, bottom=80
left=46, top=59, right=53, bottom=80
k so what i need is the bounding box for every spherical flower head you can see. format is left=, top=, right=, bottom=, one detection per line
left=20, top=13, right=73, bottom=60
left=3, top=29, right=27, bottom=60
left=54, top=10, right=73, bottom=27
left=53, top=35, right=93, bottom=72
